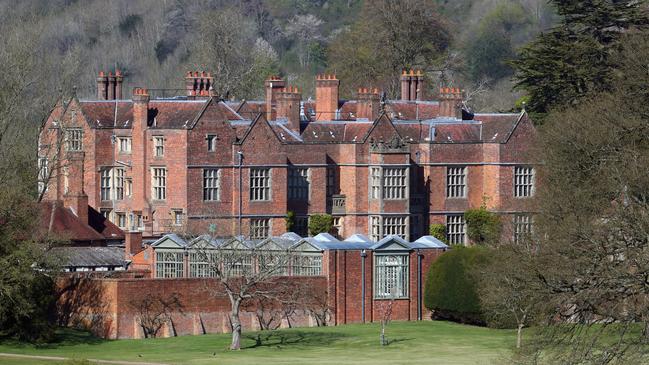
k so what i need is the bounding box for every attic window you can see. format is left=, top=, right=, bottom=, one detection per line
left=206, top=134, right=217, bottom=151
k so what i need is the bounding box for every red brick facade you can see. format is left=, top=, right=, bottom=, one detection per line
left=40, top=70, right=535, bottom=244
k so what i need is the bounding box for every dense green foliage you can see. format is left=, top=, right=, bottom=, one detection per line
left=424, top=246, right=489, bottom=324
left=285, top=211, right=296, bottom=232
left=464, top=206, right=501, bottom=244
left=308, top=214, right=333, bottom=236
left=428, top=224, right=447, bottom=243
left=512, top=0, right=649, bottom=116
left=0, top=322, right=517, bottom=364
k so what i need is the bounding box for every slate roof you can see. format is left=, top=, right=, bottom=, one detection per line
left=75, top=96, right=525, bottom=145
left=51, top=246, right=127, bottom=268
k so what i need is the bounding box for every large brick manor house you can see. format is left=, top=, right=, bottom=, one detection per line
left=40, top=69, right=535, bottom=246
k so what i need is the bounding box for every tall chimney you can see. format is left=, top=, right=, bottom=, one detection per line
left=62, top=151, right=88, bottom=225
left=115, top=70, right=123, bottom=99
left=401, top=70, right=410, bottom=100
left=415, top=70, right=424, bottom=100
left=357, top=88, right=380, bottom=121
left=131, top=88, right=149, bottom=215
left=439, top=87, right=463, bottom=119
left=315, top=74, right=339, bottom=121
left=264, top=76, right=285, bottom=121
left=276, top=86, right=302, bottom=134
left=97, top=71, right=108, bottom=100
left=107, top=72, right=116, bottom=100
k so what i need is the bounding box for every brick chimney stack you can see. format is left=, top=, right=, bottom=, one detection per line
left=185, top=71, right=215, bottom=99
left=125, top=230, right=144, bottom=258
left=400, top=69, right=424, bottom=101
left=356, top=88, right=380, bottom=121
left=115, top=70, right=123, bottom=99
left=62, top=152, right=88, bottom=225
left=131, top=88, right=149, bottom=215
left=439, top=87, right=463, bottom=119
left=277, top=86, right=302, bottom=134
left=97, top=72, right=108, bottom=100
left=315, top=74, right=339, bottom=121
left=97, top=70, right=124, bottom=100
left=264, top=76, right=285, bottom=121
left=107, top=72, right=116, bottom=100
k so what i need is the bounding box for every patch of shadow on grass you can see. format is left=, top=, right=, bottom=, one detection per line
left=243, top=330, right=347, bottom=349
left=0, top=328, right=104, bottom=349
left=385, top=337, right=414, bottom=345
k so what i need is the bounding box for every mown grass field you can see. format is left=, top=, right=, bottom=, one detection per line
left=0, top=321, right=517, bottom=365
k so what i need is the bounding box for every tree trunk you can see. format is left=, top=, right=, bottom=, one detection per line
left=230, top=301, right=242, bottom=350
left=516, top=323, right=523, bottom=349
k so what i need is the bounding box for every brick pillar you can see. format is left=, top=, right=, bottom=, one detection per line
left=63, top=151, right=88, bottom=225
left=96, top=71, right=108, bottom=100
left=439, top=87, right=463, bottom=119
left=264, top=76, right=285, bottom=121
left=131, top=88, right=149, bottom=217
left=356, top=88, right=380, bottom=121
left=315, top=74, right=339, bottom=121
left=276, top=86, right=302, bottom=134
left=335, top=250, right=347, bottom=324
left=400, top=70, right=410, bottom=101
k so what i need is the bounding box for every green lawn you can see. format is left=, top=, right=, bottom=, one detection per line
left=0, top=321, right=517, bottom=365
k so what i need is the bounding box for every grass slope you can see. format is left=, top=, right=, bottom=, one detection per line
left=0, top=321, right=516, bottom=365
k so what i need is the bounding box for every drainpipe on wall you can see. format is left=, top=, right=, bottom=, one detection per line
left=361, top=249, right=367, bottom=323
left=417, top=249, right=423, bottom=321
left=237, top=151, right=243, bottom=237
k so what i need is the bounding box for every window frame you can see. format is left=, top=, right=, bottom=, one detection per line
left=373, top=254, right=409, bottom=299
left=118, top=137, right=132, bottom=153
left=203, top=168, right=220, bottom=201
left=446, top=215, right=466, bottom=245
left=514, top=166, right=535, bottom=198
left=249, top=168, right=271, bottom=201
left=153, top=136, right=165, bottom=157
left=151, top=167, right=167, bottom=200
left=446, top=166, right=467, bottom=198
left=155, top=250, right=184, bottom=278
left=250, top=218, right=271, bottom=239
left=65, top=128, right=83, bottom=152
left=288, top=167, right=310, bottom=201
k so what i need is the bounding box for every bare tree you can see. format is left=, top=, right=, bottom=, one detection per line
left=192, top=235, right=296, bottom=350
left=378, top=289, right=396, bottom=346
left=129, top=292, right=183, bottom=339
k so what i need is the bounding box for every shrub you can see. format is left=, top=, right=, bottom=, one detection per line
left=285, top=211, right=296, bottom=232
left=464, top=206, right=501, bottom=244
left=424, top=246, right=489, bottom=325
left=429, top=224, right=447, bottom=243
left=308, top=214, right=333, bottom=236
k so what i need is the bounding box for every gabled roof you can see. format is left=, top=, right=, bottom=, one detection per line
left=150, top=233, right=187, bottom=248
left=371, top=235, right=411, bottom=251
left=412, top=236, right=449, bottom=249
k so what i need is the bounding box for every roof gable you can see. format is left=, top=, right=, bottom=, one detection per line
left=236, top=113, right=283, bottom=145
left=151, top=234, right=186, bottom=249
left=291, top=240, right=323, bottom=252
left=371, top=235, right=411, bottom=251
left=362, top=113, right=402, bottom=144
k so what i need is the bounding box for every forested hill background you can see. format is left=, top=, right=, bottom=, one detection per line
left=0, top=0, right=555, bottom=112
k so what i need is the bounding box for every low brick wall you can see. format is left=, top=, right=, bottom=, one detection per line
left=57, top=275, right=328, bottom=339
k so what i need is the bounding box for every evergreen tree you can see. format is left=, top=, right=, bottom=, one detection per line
left=512, top=0, right=648, bottom=117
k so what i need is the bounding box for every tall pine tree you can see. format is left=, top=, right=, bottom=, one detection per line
left=512, top=0, right=648, bottom=117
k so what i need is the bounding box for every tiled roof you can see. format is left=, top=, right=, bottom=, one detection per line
left=40, top=202, right=124, bottom=243
left=79, top=101, right=133, bottom=128
left=76, top=97, right=525, bottom=144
